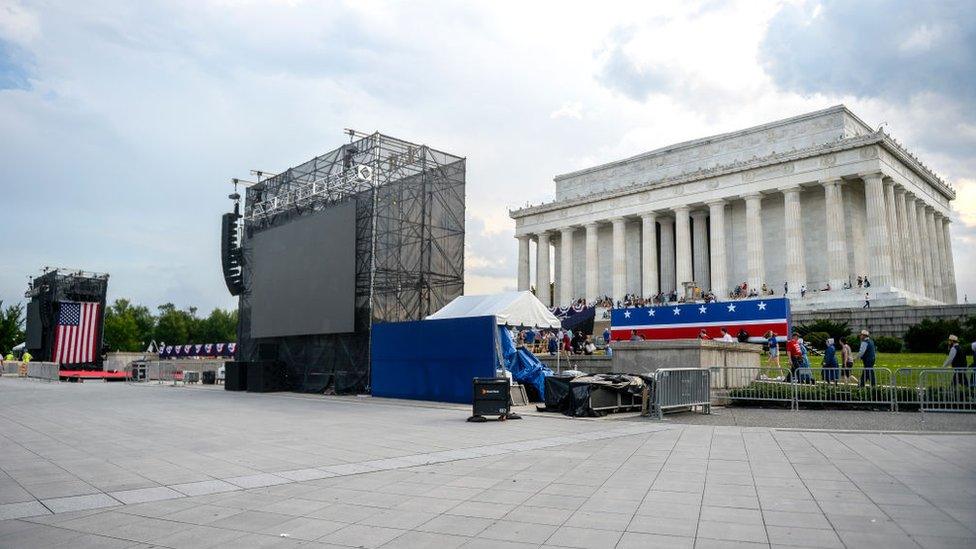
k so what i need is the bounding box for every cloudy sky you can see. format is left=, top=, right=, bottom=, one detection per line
left=1, top=0, right=974, bottom=313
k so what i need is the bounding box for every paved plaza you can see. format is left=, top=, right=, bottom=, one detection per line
left=1, top=378, right=974, bottom=548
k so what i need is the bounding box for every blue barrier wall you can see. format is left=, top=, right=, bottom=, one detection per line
left=370, top=315, right=498, bottom=404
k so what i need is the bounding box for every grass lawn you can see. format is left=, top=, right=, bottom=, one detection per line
left=803, top=352, right=947, bottom=369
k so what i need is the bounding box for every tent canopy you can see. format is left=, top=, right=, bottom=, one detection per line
left=426, top=291, right=561, bottom=328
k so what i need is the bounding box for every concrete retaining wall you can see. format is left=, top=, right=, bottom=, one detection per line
left=791, top=304, right=976, bottom=338
left=539, top=355, right=613, bottom=374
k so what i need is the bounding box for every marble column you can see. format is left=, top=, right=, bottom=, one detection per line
left=862, top=172, right=893, bottom=287
left=536, top=231, right=551, bottom=306
left=691, top=210, right=710, bottom=290
left=822, top=179, right=848, bottom=288
left=903, top=194, right=924, bottom=296
left=659, top=217, right=676, bottom=294
left=674, top=206, right=692, bottom=290
left=744, top=193, right=765, bottom=290
left=942, top=217, right=957, bottom=303
left=559, top=227, right=574, bottom=305
left=915, top=202, right=935, bottom=298
left=782, top=186, right=806, bottom=295
left=883, top=180, right=904, bottom=288
left=925, top=207, right=941, bottom=299
left=707, top=200, right=727, bottom=295
left=893, top=188, right=914, bottom=294
left=584, top=222, right=599, bottom=303
left=516, top=235, right=531, bottom=291
left=611, top=217, right=626, bottom=301
left=641, top=213, right=658, bottom=297
left=934, top=213, right=949, bottom=303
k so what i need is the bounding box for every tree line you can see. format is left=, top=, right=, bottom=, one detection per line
left=0, top=299, right=237, bottom=355
left=103, top=299, right=238, bottom=352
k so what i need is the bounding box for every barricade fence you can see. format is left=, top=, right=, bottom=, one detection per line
left=716, top=366, right=976, bottom=412
left=125, top=361, right=223, bottom=385
left=649, top=368, right=712, bottom=419
left=26, top=362, right=60, bottom=382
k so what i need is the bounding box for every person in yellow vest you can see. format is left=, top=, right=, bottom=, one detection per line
left=22, top=351, right=32, bottom=363
left=3, top=352, right=12, bottom=361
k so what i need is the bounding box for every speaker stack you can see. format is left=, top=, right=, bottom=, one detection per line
left=224, top=361, right=247, bottom=391
left=246, top=361, right=287, bottom=393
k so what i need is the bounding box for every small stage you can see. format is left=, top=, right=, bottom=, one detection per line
left=59, top=370, right=130, bottom=382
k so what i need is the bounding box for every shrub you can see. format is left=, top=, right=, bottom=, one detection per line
left=874, top=336, right=904, bottom=353
left=803, top=331, right=830, bottom=350
left=903, top=318, right=963, bottom=352
left=796, top=319, right=851, bottom=342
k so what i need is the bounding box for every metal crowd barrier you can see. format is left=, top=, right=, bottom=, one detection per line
left=718, top=366, right=976, bottom=413
left=650, top=368, right=712, bottom=419
left=26, top=362, right=60, bottom=382
left=918, top=368, right=976, bottom=412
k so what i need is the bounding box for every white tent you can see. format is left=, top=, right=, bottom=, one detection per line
left=426, top=291, right=561, bottom=328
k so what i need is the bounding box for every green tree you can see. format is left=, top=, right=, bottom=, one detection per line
left=198, top=308, right=238, bottom=342
left=103, top=299, right=156, bottom=352
left=0, top=301, right=25, bottom=354
left=154, top=303, right=198, bottom=344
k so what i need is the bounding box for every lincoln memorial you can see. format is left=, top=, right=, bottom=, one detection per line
left=510, top=106, right=957, bottom=311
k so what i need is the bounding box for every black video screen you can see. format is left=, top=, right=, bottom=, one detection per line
left=249, top=202, right=356, bottom=337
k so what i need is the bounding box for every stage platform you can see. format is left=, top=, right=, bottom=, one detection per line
left=59, top=370, right=130, bottom=382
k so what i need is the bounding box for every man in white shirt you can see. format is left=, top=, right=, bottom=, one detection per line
left=719, top=327, right=736, bottom=343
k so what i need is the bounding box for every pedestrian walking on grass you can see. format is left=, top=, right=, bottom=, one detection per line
left=840, top=337, right=854, bottom=380
left=786, top=333, right=803, bottom=382
left=856, top=330, right=877, bottom=387
left=766, top=331, right=780, bottom=369
left=823, top=338, right=840, bottom=383
left=944, top=335, right=971, bottom=389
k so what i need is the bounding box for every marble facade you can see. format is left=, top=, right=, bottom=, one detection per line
left=511, top=106, right=957, bottom=310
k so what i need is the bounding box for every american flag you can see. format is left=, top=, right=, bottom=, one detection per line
left=610, top=297, right=791, bottom=342
left=52, top=301, right=101, bottom=364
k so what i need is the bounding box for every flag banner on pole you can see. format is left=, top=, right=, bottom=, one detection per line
left=610, top=297, right=791, bottom=342
left=52, top=301, right=101, bottom=365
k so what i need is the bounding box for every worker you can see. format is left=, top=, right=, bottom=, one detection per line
left=22, top=351, right=32, bottom=363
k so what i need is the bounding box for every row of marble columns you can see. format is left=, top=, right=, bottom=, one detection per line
left=517, top=172, right=956, bottom=306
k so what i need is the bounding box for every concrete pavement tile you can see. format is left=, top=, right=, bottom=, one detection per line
left=318, top=523, right=407, bottom=548
left=358, top=509, right=439, bottom=530
left=265, top=516, right=346, bottom=540
left=0, top=500, right=50, bottom=520
left=42, top=493, right=121, bottom=514
left=276, top=468, right=338, bottom=482
left=504, top=505, right=575, bottom=525
left=693, top=539, right=769, bottom=549
left=417, top=514, right=492, bottom=536
left=616, top=531, right=694, bottom=549
left=566, top=509, right=632, bottom=531
left=913, top=535, right=976, bottom=549
left=209, top=509, right=294, bottom=533
left=697, top=520, right=768, bottom=544
left=461, top=538, right=537, bottom=549
left=628, top=514, right=698, bottom=537
left=163, top=504, right=243, bottom=525
left=698, top=505, right=763, bottom=525
left=109, top=486, right=183, bottom=505
left=223, top=473, right=290, bottom=489
left=447, top=501, right=517, bottom=519
left=380, top=530, right=468, bottom=549
left=835, top=531, right=923, bottom=549
left=479, top=519, right=559, bottom=544
left=307, top=503, right=382, bottom=523
left=169, top=480, right=239, bottom=497
left=150, top=524, right=248, bottom=549
left=543, top=525, right=622, bottom=548
left=766, top=525, right=843, bottom=548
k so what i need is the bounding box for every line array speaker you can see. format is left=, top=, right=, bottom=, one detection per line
left=221, top=212, right=244, bottom=296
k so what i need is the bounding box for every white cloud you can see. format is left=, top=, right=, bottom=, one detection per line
left=0, top=0, right=972, bottom=310
left=550, top=101, right=582, bottom=120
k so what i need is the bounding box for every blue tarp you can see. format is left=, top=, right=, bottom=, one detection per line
left=371, top=316, right=498, bottom=404
left=498, top=326, right=553, bottom=400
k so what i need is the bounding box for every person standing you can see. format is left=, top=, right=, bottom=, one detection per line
left=863, top=292, right=871, bottom=308
left=944, top=335, right=970, bottom=389
left=603, top=327, right=611, bottom=345
left=840, top=337, right=853, bottom=381
left=766, top=331, right=781, bottom=369
left=856, top=330, right=877, bottom=387
left=719, top=327, right=735, bottom=343
left=786, top=333, right=803, bottom=382
left=823, top=338, right=839, bottom=383
left=800, top=284, right=807, bottom=298
left=546, top=332, right=558, bottom=357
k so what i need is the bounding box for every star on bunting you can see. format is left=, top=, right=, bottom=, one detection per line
left=624, top=310, right=631, bottom=318
left=758, top=301, right=767, bottom=310
left=673, top=307, right=681, bottom=315
left=727, top=303, right=736, bottom=312
left=648, top=309, right=655, bottom=317
left=698, top=305, right=707, bottom=314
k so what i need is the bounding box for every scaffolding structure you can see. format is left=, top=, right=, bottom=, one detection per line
left=25, top=268, right=110, bottom=369
left=235, top=131, right=466, bottom=393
